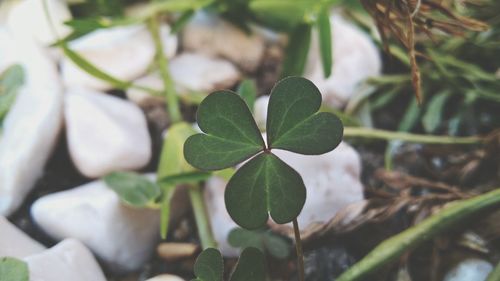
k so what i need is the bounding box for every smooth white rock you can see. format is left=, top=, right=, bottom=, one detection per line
left=62, top=24, right=177, bottom=90
left=170, top=53, right=240, bottom=93
left=253, top=95, right=269, bottom=131
left=24, top=239, right=106, bottom=281
left=443, top=259, right=493, bottom=281
left=204, top=177, right=240, bottom=257
left=126, top=53, right=240, bottom=105
left=146, top=274, right=185, bottom=281
left=182, top=12, right=265, bottom=72
left=273, top=143, right=364, bottom=228
left=0, top=216, right=45, bottom=258
left=6, top=0, right=71, bottom=46
left=31, top=177, right=160, bottom=272
left=0, top=27, right=18, bottom=73
left=305, top=12, right=381, bottom=108
left=125, top=74, right=164, bottom=106
left=65, top=87, right=151, bottom=178
left=0, top=44, right=63, bottom=216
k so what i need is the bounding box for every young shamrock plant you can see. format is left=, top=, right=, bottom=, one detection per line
left=192, top=247, right=266, bottom=281
left=184, top=76, right=343, bottom=280
left=184, top=76, right=343, bottom=230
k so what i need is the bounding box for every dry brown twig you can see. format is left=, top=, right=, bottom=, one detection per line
left=361, top=0, right=488, bottom=104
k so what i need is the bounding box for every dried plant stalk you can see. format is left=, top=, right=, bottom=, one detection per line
left=361, top=0, right=488, bottom=103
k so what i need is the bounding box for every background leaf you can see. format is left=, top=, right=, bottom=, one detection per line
left=157, top=122, right=197, bottom=238
left=60, top=44, right=132, bottom=90
left=266, top=77, right=343, bottom=154
left=249, top=0, right=311, bottom=31
left=104, top=172, right=160, bottom=208
left=317, top=10, right=332, bottom=78
left=225, top=152, right=306, bottom=229
left=281, top=24, right=312, bottom=77
left=184, top=91, right=265, bottom=170
left=0, top=65, right=25, bottom=122
left=237, top=79, right=258, bottom=112
left=192, top=248, right=224, bottom=281
left=228, top=227, right=291, bottom=259
left=0, top=257, right=29, bottom=281
left=229, top=247, right=266, bottom=281
left=423, top=91, right=451, bottom=133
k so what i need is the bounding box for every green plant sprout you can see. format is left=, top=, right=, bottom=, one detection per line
left=184, top=76, right=344, bottom=280
left=192, top=247, right=266, bottom=281
left=0, top=65, right=25, bottom=125
left=0, top=257, right=29, bottom=281
left=228, top=227, right=291, bottom=260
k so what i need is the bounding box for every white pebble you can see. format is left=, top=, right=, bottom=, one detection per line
left=443, top=259, right=493, bottom=281
left=31, top=177, right=160, bottom=272
left=182, top=12, right=265, bottom=72
left=24, top=239, right=106, bottom=281
left=305, top=12, right=381, bottom=108
left=0, top=216, right=45, bottom=258
left=62, top=24, right=177, bottom=90
left=0, top=43, right=63, bottom=216
left=65, top=87, right=151, bottom=178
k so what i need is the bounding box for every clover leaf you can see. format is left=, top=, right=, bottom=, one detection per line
left=184, top=77, right=343, bottom=230
left=225, top=152, right=306, bottom=229
left=228, top=227, right=291, bottom=259
left=192, top=247, right=266, bottom=281
left=266, top=77, right=343, bottom=154
left=192, top=248, right=224, bottom=281
left=184, top=91, right=265, bottom=171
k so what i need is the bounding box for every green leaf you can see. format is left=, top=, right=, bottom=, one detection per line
left=184, top=91, right=265, bottom=171
left=281, top=24, right=312, bottom=77
left=192, top=248, right=224, bottom=281
left=0, top=65, right=25, bottom=122
left=266, top=77, right=343, bottom=154
left=422, top=91, right=450, bottom=133
left=157, top=122, right=198, bottom=238
left=158, top=122, right=197, bottom=178
left=249, top=0, right=310, bottom=31
left=228, top=228, right=291, bottom=259
left=104, top=172, right=160, bottom=208
left=225, top=152, right=306, bottom=229
left=229, top=247, right=266, bottom=281
left=171, top=10, right=195, bottom=34
left=0, top=257, right=29, bottom=281
left=60, top=43, right=132, bottom=90
left=237, top=79, right=258, bottom=112
left=159, top=171, right=212, bottom=186
left=317, top=10, right=332, bottom=78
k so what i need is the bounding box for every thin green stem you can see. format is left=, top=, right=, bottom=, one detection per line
left=188, top=184, right=217, bottom=249
left=293, top=219, right=305, bottom=281
left=337, top=187, right=500, bottom=281
left=487, top=261, right=500, bottom=281
left=148, top=16, right=182, bottom=123
left=343, top=127, right=483, bottom=145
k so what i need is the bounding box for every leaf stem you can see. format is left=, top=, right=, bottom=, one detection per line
left=147, top=15, right=182, bottom=123
left=487, top=261, right=500, bottom=281
left=293, top=219, right=305, bottom=281
left=336, top=187, right=500, bottom=281
left=343, top=127, right=483, bottom=145
left=188, top=184, right=217, bottom=249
